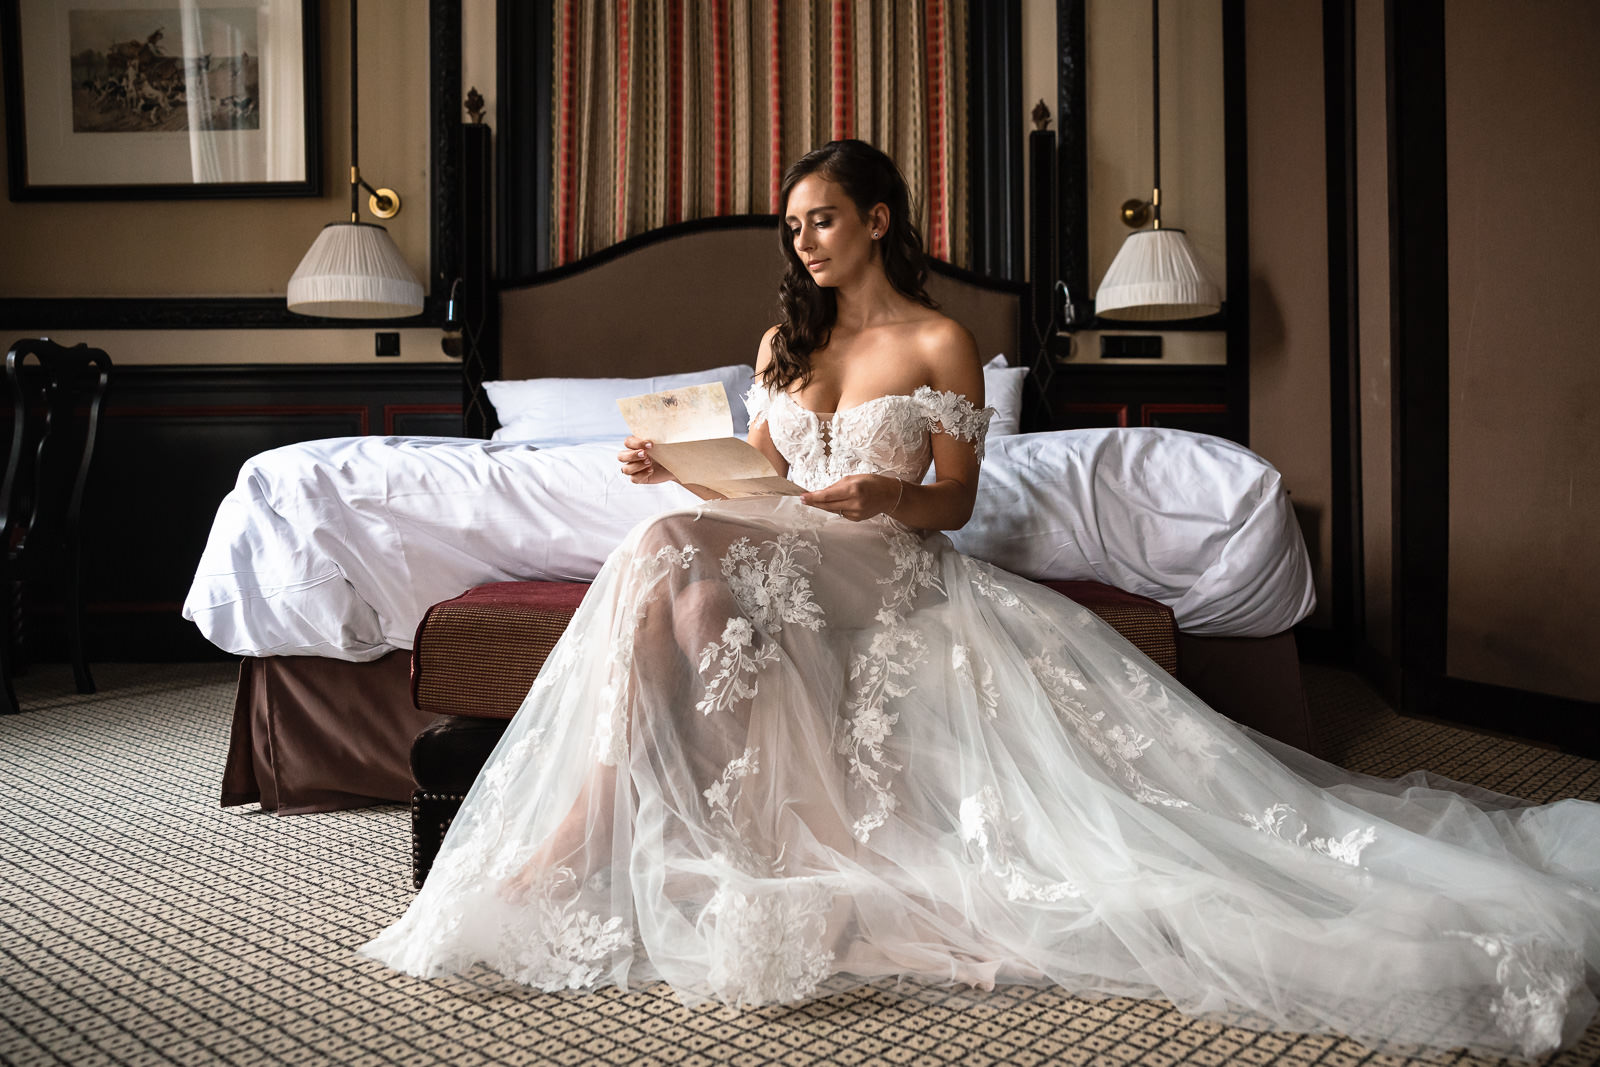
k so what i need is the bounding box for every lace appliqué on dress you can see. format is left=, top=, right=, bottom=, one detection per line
left=703, top=747, right=784, bottom=877
left=840, top=528, right=943, bottom=843
left=1444, top=932, right=1585, bottom=1058
left=1239, top=804, right=1376, bottom=867
left=702, top=880, right=836, bottom=1006
left=422, top=727, right=550, bottom=903
left=758, top=386, right=992, bottom=491
left=1029, top=653, right=1193, bottom=810
left=960, top=556, right=1024, bottom=609
left=953, top=644, right=999, bottom=719
left=960, top=787, right=1082, bottom=902
left=697, top=746, right=834, bottom=1004
left=742, top=381, right=772, bottom=429
left=497, top=866, right=632, bottom=992
left=697, top=617, right=780, bottom=717
left=721, top=533, right=826, bottom=634
left=595, top=544, right=698, bottom=764
left=912, top=385, right=995, bottom=462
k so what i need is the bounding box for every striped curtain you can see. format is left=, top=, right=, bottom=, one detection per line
left=551, top=0, right=969, bottom=267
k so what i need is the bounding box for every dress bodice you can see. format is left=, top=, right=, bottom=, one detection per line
left=746, top=384, right=994, bottom=491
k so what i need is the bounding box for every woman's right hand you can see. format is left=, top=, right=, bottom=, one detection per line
left=618, top=436, right=677, bottom=484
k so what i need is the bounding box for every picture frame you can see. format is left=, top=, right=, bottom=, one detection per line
left=2, top=0, right=319, bottom=200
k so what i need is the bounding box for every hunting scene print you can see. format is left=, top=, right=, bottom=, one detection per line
left=68, top=9, right=260, bottom=133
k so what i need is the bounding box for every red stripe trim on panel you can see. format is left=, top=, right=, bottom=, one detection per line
left=556, top=0, right=578, bottom=264
left=924, top=0, right=947, bottom=260
left=615, top=0, right=631, bottom=243
left=831, top=0, right=851, bottom=139
left=382, top=404, right=464, bottom=435
left=711, top=0, right=729, bottom=214
left=1061, top=403, right=1130, bottom=428
left=106, top=405, right=373, bottom=435
left=769, top=0, right=782, bottom=210
left=665, top=0, right=684, bottom=225
left=1139, top=403, right=1228, bottom=425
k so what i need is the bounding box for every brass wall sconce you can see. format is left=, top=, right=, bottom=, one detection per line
left=286, top=0, right=422, bottom=318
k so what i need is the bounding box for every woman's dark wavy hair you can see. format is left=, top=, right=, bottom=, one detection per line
left=764, top=139, right=937, bottom=392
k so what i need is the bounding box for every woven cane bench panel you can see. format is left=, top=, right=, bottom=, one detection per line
left=1041, top=580, right=1178, bottom=676
left=1077, top=606, right=1177, bottom=675
left=413, top=604, right=578, bottom=718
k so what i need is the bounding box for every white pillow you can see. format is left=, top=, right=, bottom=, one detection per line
left=984, top=355, right=1028, bottom=437
left=487, top=364, right=756, bottom=447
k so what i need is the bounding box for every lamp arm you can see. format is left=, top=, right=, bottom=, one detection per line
left=355, top=174, right=388, bottom=200
left=1151, top=0, right=1161, bottom=228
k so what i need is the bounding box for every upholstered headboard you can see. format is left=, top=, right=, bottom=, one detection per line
left=498, top=219, right=1025, bottom=381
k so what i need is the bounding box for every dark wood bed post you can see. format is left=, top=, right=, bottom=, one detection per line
left=460, top=119, right=497, bottom=439
left=1025, top=115, right=1059, bottom=433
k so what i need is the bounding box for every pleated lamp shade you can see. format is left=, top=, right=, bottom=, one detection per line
left=287, top=221, right=424, bottom=318
left=1094, top=228, right=1222, bottom=322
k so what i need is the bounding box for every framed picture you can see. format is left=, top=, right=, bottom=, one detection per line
left=2, top=0, right=319, bottom=200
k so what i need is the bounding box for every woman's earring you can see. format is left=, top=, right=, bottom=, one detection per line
left=872, top=231, right=880, bottom=239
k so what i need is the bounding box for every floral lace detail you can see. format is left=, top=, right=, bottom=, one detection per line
left=720, top=534, right=826, bottom=634
left=960, top=557, right=1023, bottom=608
left=1150, top=702, right=1234, bottom=762
left=839, top=527, right=943, bottom=842
left=912, top=385, right=995, bottom=462
left=594, top=544, right=698, bottom=764
left=953, top=644, right=999, bottom=719
left=1445, top=932, right=1583, bottom=1057
left=742, top=381, right=772, bottom=428
left=960, top=787, right=1082, bottom=902
left=1028, top=652, right=1192, bottom=809
left=760, top=387, right=992, bottom=491
left=418, top=727, right=549, bottom=903
left=1239, top=804, right=1376, bottom=867
left=497, top=866, right=632, bottom=992
left=703, top=880, right=836, bottom=1005
left=696, top=617, right=780, bottom=717
left=703, top=747, right=781, bottom=877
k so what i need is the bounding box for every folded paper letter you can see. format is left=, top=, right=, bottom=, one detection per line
left=617, top=383, right=806, bottom=498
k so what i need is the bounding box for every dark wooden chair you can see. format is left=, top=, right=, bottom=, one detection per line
left=0, top=339, right=112, bottom=715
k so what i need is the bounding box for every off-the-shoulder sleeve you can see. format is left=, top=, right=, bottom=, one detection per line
left=912, top=385, right=995, bottom=462
left=743, top=381, right=774, bottom=429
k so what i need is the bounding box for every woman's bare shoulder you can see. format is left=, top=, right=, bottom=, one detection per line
left=754, top=325, right=781, bottom=374
left=909, top=313, right=980, bottom=379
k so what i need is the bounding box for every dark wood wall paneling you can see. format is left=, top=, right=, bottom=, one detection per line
left=1, top=364, right=461, bottom=662
left=1346, top=0, right=1600, bottom=754
left=1323, top=0, right=1362, bottom=655
left=0, top=0, right=468, bottom=664
left=1384, top=0, right=1449, bottom=721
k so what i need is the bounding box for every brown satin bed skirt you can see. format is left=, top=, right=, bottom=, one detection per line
left=222, top=631, right=1313, bottom=816
left=222, top=651, right=437, bottom=814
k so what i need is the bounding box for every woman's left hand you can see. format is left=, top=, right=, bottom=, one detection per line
left=800, top=474, right=902, bottom=521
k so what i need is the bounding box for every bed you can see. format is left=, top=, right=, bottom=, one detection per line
left=187, top=221, right=1316, bottom=814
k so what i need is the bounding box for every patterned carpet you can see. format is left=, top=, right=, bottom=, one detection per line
left=1, top=661, right=1597, bottom=1067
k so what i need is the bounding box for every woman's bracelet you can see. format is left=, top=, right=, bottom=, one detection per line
left=887, top=476, right=905, bottom=517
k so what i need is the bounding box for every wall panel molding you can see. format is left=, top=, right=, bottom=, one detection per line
left=1385, top=0, right=1449, bottom=716
left=4, top=363, right=460, bottom=662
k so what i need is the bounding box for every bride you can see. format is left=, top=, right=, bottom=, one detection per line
left=363, top=140, right=1599, bottom=1059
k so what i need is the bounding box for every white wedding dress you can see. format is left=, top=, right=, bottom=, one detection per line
left=364, top=384, right=1599, bottom=1059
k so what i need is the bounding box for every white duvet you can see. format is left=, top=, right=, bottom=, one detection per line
left=182, top=428, right=1314, bottom=661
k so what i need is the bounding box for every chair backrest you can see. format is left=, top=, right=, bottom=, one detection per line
left=1, top=339, right=113, bottom=559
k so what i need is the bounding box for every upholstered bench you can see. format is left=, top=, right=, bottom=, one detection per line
left=408, top=579, right=1179, bottom=887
